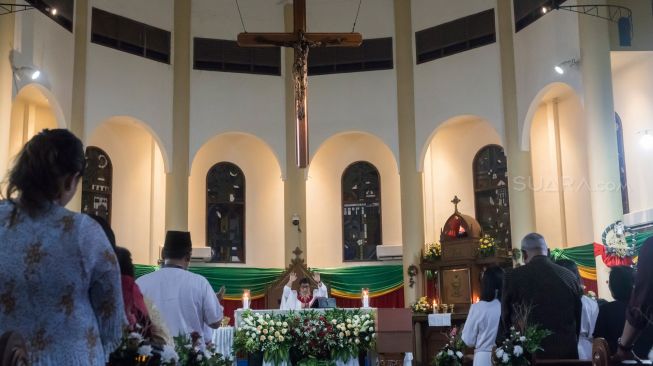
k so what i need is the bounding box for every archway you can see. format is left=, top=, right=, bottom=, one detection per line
left=421, top=116, right=502, bottom=245
left=306, top=131, right=401, bottom=268
left=87, top=116, right=167, bottom=265
left=8, top=84, right=64, bottom=161
left=189, top=132, right=284, bottom=268
left=526, top=83, right=593, bottom=248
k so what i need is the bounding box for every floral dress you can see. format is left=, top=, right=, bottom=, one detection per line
left=0, top=201, right=125, bottom=365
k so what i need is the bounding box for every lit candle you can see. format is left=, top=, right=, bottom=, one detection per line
left=242, top=289, right=250, bottom=310
left=475, top=296, right=480, bottom=304
left=362, top=288, right=370, bottom=308
left=433, top=299, right=438, bottom=314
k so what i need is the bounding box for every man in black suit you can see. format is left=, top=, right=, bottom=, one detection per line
left=499, top=233, right=582, bottom=359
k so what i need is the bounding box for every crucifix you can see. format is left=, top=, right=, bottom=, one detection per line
left=237, top=0, right=362, bottom=168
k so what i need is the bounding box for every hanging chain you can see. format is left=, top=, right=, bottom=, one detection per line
left=235, top=0, right=247, bottom=33
left=351, top=0, right=362, bottom=32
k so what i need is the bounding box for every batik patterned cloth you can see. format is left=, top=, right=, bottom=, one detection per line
left=0, top=201, right=125, bottom=366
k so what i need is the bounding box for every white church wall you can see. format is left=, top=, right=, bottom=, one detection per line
left=611, top=51, right=653, bottom=213
left=188, top=133, right=285, bottom=268
left=87, top=119, right=166, bottom=265
left=514, top=1, right=584, bottom=150
left=412, top=0, right=504, bottom=169
left=421, top=117, right=502, bottom=243
left=190, top=0, right=285, bottom=176
left=12, top=10, right=74, bottom=127
left=8, top=86, right=59, bottom=162
left=85, top=0, right=173, bottom=171
left=529, top=91, right=594, bottom=249
left=307, top=0, right=399, bottom=169
left=608, top=0, right=653, bottom=51
left=306, top=132, right=402, bottom=268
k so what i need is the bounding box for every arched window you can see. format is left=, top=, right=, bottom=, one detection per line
left=206, top=162, right=245, bottom=263
left=342, top=161, right=382, bottom=261
left=473, top=145, right=511, bottom=249
left=615, top=113, right=629, bottom=214
left=82, top=146, right=113, bottom=224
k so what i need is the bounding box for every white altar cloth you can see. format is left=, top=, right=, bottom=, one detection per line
left=212, top=326, right=235, bottom=364
left=427, top=313, right=451, bottom=327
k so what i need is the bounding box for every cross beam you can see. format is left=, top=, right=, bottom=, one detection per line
left=237, top=0, right=362, bottom=168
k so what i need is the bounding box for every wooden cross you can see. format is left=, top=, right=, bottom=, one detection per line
left=237, top=0, right=362, bottom=168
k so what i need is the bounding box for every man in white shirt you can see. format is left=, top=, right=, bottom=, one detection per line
left=281, top=272, right=328, bottom=310
left=137, top=231, right=224, bottom=342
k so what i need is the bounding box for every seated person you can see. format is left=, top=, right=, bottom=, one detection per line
left=281, top=272, right=328, bottom=310
left=594, top=266, right=653, bottom=359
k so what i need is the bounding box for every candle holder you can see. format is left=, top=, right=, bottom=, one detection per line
left=441, top=304, right=449, bottom=314
left=361, top=288, right=370, bottom=308
left=449, top=304, right=455, bottom=314
left=242, top=289, right=250, bottom=310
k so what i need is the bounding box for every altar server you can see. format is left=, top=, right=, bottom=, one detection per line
left=281, top=272, right=328, bottom=310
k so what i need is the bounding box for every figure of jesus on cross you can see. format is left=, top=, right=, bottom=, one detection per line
left=237, top=0, right=362, bottom=168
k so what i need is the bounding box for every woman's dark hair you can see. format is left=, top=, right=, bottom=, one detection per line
left=480, top=266, right=504, bottom=301
left=5, top=129, right=85, bottom=215
left=87, top=214, right=116, bottom=250
left=115, top=246, right=135, bottom=277
left=608, top=266, right=635, bottom=302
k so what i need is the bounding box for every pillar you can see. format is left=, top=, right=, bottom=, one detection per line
left=496, top=0, right=537, bottom=252
left=578, top=0, right=623, bottom=297
left=0, top=3, right=16, bottom=181
left=283, top=3, right=307, bottom=265
left=394, top=0, right=425, bottom=304
left=165, top=0, right=191, bottom=232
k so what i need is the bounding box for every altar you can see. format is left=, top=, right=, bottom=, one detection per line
left=225, top=308, right=413, bottom=366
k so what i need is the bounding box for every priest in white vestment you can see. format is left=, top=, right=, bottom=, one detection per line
left=281, top=272, right=328, bottom=310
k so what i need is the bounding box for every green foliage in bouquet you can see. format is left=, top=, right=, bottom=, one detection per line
left=424, top=242, right=442, bottom=262
left=493, top=303, right=552, bottom=365
left=174, top=332, right=232, bottom=366
left=432, top=327, right=465, bottom=366
left=410, top=297, right=433, bottom=314
left=109, top=331, right=178, bottom=366
left=478, top=234, right=497, bottom=257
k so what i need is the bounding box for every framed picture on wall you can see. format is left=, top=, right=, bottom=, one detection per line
left=441, top=267, right=472, bottom=305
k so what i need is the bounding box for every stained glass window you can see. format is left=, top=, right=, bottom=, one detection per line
left=342, top=161, right=382, bottom=261
left=206, top=162, right=245, bottom=263
left=615, top=113, right=629, bottom=214
left=82, top=146, right=112, bottom=224
left=473, top=145, right=511, bottom=249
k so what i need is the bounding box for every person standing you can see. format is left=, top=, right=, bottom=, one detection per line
left=0, top=129, right=125, bottom=365
left=281, top=272, right=328, bottom=310
left=554, top=259, right=599, bottom=360
left=137, top=231, right=224, bottom=342
left=499, top=233, right=582, bottom=359
left=462, top=266, right=504, bottom=366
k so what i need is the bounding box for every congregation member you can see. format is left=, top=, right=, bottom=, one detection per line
left=461, top=266, right=503, bottom=366
left=137, top=230, right=224, bottom=342
left=555, top=259, right=599, bottom=360
left=499, top=233, right=582, bottom=359
left=613, top=237, right=653, bottom=362
left=0, top=129, right=125, bottom=365
left=594, top=266, right=653, bottom=359
left=281, top=271, right=328, bottom=310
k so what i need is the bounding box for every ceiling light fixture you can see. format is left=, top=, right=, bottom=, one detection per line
left=542, top=6, right=549, bottom=14
left=51, top=8, right=57, bottom=15
left=13, top=66, right=41, bottom=81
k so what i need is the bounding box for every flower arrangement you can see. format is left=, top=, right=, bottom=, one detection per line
left=109, top=331, right=179, bottom=366
left=233, top=311, right=292, bottom=365
left=478, top=234, right=497, bottom=257
left=174, top=332, right=232, bottom=366
left=432, top=327, right=465, bottom=366
left=493, top=304, right=552, bottom=366
left=410, top=297, right=433, bottom=314
left=233, top=310, right=376, bottom=366
left=424, top=242, right=442, bottom=262
left=585, top=290, right=597, bottom=300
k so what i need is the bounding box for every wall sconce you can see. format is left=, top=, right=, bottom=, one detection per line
left=638, top=129, right=653, bottom=150
left=13, top=66, right=41, bottom=81
left=554, top=58, right=580, bottom=75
